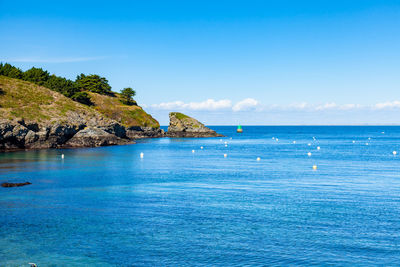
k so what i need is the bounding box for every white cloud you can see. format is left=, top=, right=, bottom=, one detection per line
left=232, top=98, right=259, bottom=112
left=151, top=99, right=232, bottom=111
left=315, top=102, right=337, bottom=110
left=149, top=99, right=400, bottom=112
left=373, top=101, right=400, bottom=110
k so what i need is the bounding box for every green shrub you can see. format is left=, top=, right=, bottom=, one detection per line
left=75, top=74, right=113, bottom=95
left=23, top=67, right=50, bottom=85
left=0, top=63, right=23, bottom=79
left=120, top=87, right=136, bottom=105
left=71, top=91, right=92, bottom=106
left=45, top=75, right=79, bottom=97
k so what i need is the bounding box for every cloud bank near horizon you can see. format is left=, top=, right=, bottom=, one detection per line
left=149, top=99, right=400, bottom=112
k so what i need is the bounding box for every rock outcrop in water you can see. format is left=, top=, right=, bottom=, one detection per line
left=64, top=127, right=131, bottom=147
left=1, top=182, right=31, bottom=187
left=166, top=112, right=223, bottom=137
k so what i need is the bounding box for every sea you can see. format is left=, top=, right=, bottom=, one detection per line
left=1, top=126, right=400, bottom=266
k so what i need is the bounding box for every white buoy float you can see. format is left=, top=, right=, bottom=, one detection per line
left=61, top=154, right=64, bottom=159
left=225, top=144, right=228, bottom=147
left=192, top=150, right=195, bottom=153
left=393, top=151, right=397, bottom=155
left=257, top=157, right=261, bottom=161
left=276, top=138, right=279, bottom=141
left=200, top=146, right=204, bottom=149
left=317, top=146, right=320, bottom=150
left=313, top=165, right=317, bottom=170
left=307, top=152, right=312, bottom=157
left=224, top=153, right=227, bottom=158
left=368, top=137, right=371, bottom=140
left=140, top=152, right=144, bottom=158
left=366, top=143, right=369, bottom=146
left=272, top=137, right=275, bottom=140
left=352, top=140, right=355, bottom=143
left=224, top=141, right=227, bottom=144
left=293, top=141, right=296, bottom=144
left=308, top=143, right=311, bottom=146
left=381, top=132, right=385, bottom=134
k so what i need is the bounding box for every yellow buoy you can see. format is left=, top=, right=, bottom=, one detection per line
left=224, top=153, right=227, bottom=158
left=192, top=150, right=195, bottom=153
left=313, top=165, right=317, bottom=170
left=257, top=157, right=261, bottom=161
left=140, top=152, right=144, bottom=158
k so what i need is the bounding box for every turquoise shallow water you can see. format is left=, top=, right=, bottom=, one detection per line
left=1, top=126, right=400, bottom=266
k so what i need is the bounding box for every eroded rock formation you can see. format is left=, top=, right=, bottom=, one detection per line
left=166, top=112, right=223, bottom=137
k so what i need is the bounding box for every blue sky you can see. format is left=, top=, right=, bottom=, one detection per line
left=1, top=0, right=400, bottom=125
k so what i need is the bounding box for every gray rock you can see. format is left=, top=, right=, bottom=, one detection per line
left=166, top=112, right=223, bottom=138
left=99, top=123, right=127, bottom=138
left=64, top=127, right=132, bottom=147
left=126, top=126, right=165, bottom=139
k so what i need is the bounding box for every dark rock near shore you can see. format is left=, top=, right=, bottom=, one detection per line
left=166, top=112, right=223, bottom=138
left=0, top=119, right=134, bottom=151
left=126, top=126, right=165, bottom=139
left=64, top=127, right=132, bottom=147
left=1, top=182, right=31, bottom=187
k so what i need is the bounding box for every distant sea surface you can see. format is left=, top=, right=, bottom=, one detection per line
left=1, top=126, right=400, bottom=266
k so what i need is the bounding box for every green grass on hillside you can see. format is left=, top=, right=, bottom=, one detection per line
left=171, top=112, right=190, bottom=120
left=0, top=76, right=101, bottom=122
left=88, top=92, right=160, bottom=128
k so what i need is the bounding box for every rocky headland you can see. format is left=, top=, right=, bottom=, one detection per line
left=0, top=74, right=222, bottom=151
left=0, top=76, right=159, bottom=151
left=166, top=112, right=223, bottom=137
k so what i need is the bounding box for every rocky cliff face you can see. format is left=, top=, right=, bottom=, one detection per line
left=0, top=119, right=130, bottom=150
left=0, top=76, right=153, bottom=151
left=88, top=92, right=163, bottom=139
left=166, top=112, right=223, bottom=137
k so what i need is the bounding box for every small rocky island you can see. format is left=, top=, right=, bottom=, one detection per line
left=166, top=112, right=223, bottom=137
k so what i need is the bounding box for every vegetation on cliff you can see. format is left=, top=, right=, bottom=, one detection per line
left=0, top=76, right=101, bottom=123
left=0, top=63, right=159, bottom=128
left=89, top=92, right=159, bottom=128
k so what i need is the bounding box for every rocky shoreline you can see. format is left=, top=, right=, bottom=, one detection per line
left=0, top=119, right=162, bottom=151
left=0, top=112, right=222, bottom=152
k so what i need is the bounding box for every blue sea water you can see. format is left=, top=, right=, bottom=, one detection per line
left=1, top=126, right=400, bottom=266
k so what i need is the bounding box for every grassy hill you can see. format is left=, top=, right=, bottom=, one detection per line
left=0, top=75, right=160, bottom=128
left=0, top=76, right=102, bottom=123
left=89, top=92, right=160, bottom=128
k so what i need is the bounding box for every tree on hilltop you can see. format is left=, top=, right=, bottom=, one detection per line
left=45, top=75, right=79, bottom=98
left=75, top=74, right=112, bottom=95
left=23, top=67, right=50, bottom=85
left=0, top=63, right=23, bottom=79
left=120, top=87, right=136, bottom=105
